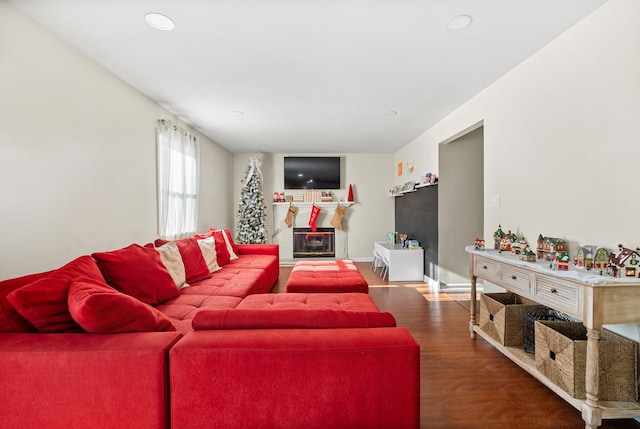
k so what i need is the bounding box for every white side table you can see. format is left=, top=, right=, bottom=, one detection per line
left=374, top=242, right=424, bottom=281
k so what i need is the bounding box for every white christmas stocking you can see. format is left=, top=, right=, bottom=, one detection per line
left=284, top=204, right=297, bottom=228
left=330, top=204, right=347, bottom=230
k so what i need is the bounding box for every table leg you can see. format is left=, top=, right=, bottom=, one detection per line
left=581, top=328, right=602, bottom=429
left=470, top=274, right=477, bottom=339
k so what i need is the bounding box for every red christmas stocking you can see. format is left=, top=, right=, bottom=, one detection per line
left=308, top=204, right=321, bottom=232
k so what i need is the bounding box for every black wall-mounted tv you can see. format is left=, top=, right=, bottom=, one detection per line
left=284, top=156, right=341, bottom=190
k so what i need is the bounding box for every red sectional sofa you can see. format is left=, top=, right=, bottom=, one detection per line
left=0, top=229, right=420, bottom=429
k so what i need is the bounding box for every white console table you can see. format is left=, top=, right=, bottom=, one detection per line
left=374, top=242, right=423, bottom=281
left=466, top=246, right=640, bottom=429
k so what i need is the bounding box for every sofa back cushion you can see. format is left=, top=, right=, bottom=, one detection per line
left=7, top=276, right=80, bottom=333
left=5, top=255, right=105, bottom=333
left=68, top=277, right=176, bottom=333
left=194, top=229, right=232, bottom=266
left=192, top=309, right=397, bottom=330
left=154, top=237, right=211, bottom=283
left=196, top=236, right=221, bottom=273
left=92, top=244, right=180, bottom=305
left=152, top=241, right=188, bottom=289
left=217, top=229, right=239, bottom=261
left=0, top=271, right=50, bottom=333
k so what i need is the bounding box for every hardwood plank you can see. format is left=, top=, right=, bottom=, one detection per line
left=274, top=262, right=640, bottom=429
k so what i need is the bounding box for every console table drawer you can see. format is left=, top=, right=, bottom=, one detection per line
left=501, top=265, right=531, bottom=295
left=474, top=257, right=500, bottom=282
left=534, top=275, right=580, bottom=315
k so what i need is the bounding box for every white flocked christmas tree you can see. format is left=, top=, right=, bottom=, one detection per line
left=236, top=157, right=267, bottom=244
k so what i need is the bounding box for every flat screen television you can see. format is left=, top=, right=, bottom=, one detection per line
left=284, top=156, right=341, bottom=190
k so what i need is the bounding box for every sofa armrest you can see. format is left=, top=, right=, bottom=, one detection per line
left=235, top=243, right=279, bottom=257
left=170, top=327, right=419, bottom=429
left=0, top=332, right=181, bottom=429
left=192, top=308, right=397, bottom=330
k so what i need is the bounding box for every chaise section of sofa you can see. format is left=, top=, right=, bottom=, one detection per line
left=170, top=327, right=420, bottom=429
left=0, top=331, right=181, bottom=429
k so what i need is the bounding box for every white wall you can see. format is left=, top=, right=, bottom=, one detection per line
left=233, top=153, right=395, bottom=262
left=399, top=0, right=640, bottom=254
left=394, top=0, right=640, bottom=337
left=0, top=1, right=234, bottom=279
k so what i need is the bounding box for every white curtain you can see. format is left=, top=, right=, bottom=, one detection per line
left=156, top=120, right=200, bottom=239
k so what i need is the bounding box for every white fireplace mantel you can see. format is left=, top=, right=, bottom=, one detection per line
left=272, top=202, right=353, bottom=264
left=272, top=202, right=354, bottom=208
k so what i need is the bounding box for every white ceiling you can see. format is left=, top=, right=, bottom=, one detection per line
left=9, top=0, right=607, bottom=154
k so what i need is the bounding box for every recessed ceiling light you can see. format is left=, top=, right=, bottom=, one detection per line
left=446, top=15, right=473, bottom=31
left=231, top=111, right=244, bottom=116
left=145, top=13, right=175, bottom=31
left=384, top=110, right=398, bottom=117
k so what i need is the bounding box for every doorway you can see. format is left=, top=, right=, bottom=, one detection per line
left=438, top=125, right=484, bottom=288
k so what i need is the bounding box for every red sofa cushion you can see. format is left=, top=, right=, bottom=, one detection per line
left=156, top=295, right=242, bottom=334
left=7, top=276, right=79, bottom=333
left=224, top=254, right=279, bottom=294
left=154, top=237, right=211, bottom=283
left=5, top=255, right=106, bottom=333
left=68, top=278, right=176, bottom=333
left=195, top=236, right=221, bottom=273
left=192, top=308, right=396, bottom=330
left=0, top=271, right=50, bottom=333
left=92, top=244, right=180, bottom=305
left=194, top=229, right=234, bottom=266
left=151, top=241, right=187, bottom=289
left=218, top=229, right=239, bottom=259
left=189, top=268, right=265, bottom=298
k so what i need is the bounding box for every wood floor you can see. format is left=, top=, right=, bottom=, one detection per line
left=273, top=262, right=640, bottom=429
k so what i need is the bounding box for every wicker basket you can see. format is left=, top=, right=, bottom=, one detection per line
left=523, top=307, right=573, bottom=354
left=479, top=293, right=543, bottom=346
left=535, top=321, right=638, bottom=401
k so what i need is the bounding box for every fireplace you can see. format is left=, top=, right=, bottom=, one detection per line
left=293, top=228, right=335, bottom=258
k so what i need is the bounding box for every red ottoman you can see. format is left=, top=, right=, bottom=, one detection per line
left=285, top=260, right=369, bottom=293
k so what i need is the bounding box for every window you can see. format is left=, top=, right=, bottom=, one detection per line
left=156, top=120, right=199, bottom=239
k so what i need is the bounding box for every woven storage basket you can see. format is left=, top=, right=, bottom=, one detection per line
left=535, top=321, right=638, bottom=401
left=479, top=292, right=543, bottom=346
left=523, top=307, right=573, bottom=354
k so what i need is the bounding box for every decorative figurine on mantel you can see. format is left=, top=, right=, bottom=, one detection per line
left=536, top=234, right=568, bottom=261
left=474, top=238, right=485, bottom=251
left=608, top=244, right=640, bottom=278
left=493, top=225, right=505, bottom=250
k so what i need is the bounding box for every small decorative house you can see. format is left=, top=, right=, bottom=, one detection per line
left=575, top=245, right=598, bottom=270
left=551, top=251, right=570, bottom=271
left=520, top=246, right=537, bottom=262
left=474, top=238, right=485, bottom=251
left=537, top=234, right=568, bottom=261
left=499, top=230, right=517, bottom=253
left=608, top=244, right=640, bottom=278
left=511, top=236, right=528, bottom=255
left=593, top=247, right=610, bottom=274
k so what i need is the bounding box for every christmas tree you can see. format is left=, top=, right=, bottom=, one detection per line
left=236, top=157, right=267, bottom=244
